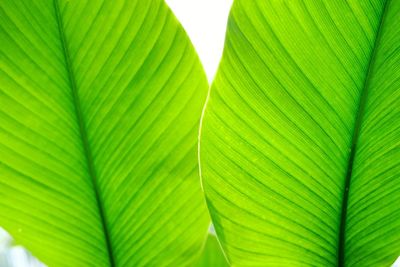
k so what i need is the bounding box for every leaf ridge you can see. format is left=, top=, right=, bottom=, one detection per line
left=338, top=0, right=391, bottom=265
left=53, top=0, right=115, bottom=266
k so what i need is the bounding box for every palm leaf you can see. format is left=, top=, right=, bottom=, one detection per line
left=200, top=0, right=400, bottom=266
left=0, top=0, right=209, bottom=266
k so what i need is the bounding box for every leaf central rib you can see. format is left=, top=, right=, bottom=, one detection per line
left=338, top=0, right=391, bottom=265
left=53, top=1, right=115, bottom=266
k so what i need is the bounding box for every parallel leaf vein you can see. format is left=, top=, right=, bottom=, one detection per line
left=53, top=0, right=115, bottom=265
left=338, top=0, right=391, bottom=265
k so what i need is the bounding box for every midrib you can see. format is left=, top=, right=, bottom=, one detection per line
left=53, top=0, right=115, bottom=265
left=338, top=0, right=391, bottom=266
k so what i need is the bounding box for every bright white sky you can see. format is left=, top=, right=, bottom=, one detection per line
left=165, top=0, right=233, bottom=82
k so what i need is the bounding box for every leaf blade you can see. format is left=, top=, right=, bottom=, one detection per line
left=194, top=233, right=229, bottom=267
left=200, top=0, right=400, bottom=266
left=0, top=0, right=209, bottom=266
left=346, top=1, right=400, bottom=265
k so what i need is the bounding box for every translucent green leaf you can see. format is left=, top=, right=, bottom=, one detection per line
left=0, top=0, right=209, bottom=266
left=200, top=0, right=400, bottom=266
left=195, top=233, right=229, bottom=267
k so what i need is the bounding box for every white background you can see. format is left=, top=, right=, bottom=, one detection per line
left=166, top=0, right=233, bottom=81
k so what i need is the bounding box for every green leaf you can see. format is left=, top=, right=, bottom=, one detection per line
left=194, top=233, right=229, bottom=267
left=0, top=0, right=209, bottom=266
left=200, top=0, right=400, bottom=266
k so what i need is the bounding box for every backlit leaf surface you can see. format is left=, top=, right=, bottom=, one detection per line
left=0, top=0, right=209, bottom=266
left=200, top=0, right=400, bottom=266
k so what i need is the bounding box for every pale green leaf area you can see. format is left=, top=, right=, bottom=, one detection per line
left=194, top=233, right=229, bottom=267
left=0, top=0, right=210, bottom=266
left=0, top=227, right=229, bottom=267
left=200, top=0, right=400, bottom=266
